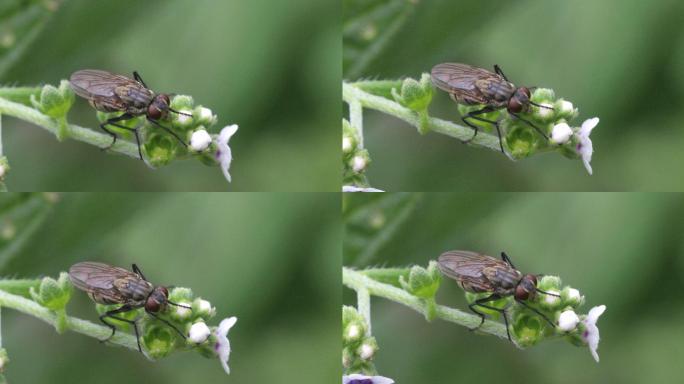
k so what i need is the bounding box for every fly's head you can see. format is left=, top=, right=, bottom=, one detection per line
left=145, top=286, right=169, bottom=313
left=507, top=87, right=531, bottom=114
left=147, top=94, right=171, bottom=120
left=514, top=273, right=538, bottom=300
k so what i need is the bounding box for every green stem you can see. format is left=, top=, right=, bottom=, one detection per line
left=357, top=287, right=371, bottom=335
left=0, top=97, right=139, bottom=159
left=343, top=82, right=502, bottom=152
left=0, top=87, right=41, bottom=105
left=349, top=98, right=364, bottom=148
left=0, top=289, right=140, bottom=352
left=343, top=267, right=511, bottom=342
left=0, top=279, right=40, bottom=297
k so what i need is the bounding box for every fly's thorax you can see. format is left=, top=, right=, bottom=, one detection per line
left=483, top=265, right=521, bottom=290
left=475, top=78, right=515, bottom=105
left=507, top=87, right=531, bottom=114
left=145, top=286, right=169, bottom=313
left=514, top=274, right=538, bottom=300
left=114, top=276, right=154, bottom=302
left=147, top=94, right=170, bottom=120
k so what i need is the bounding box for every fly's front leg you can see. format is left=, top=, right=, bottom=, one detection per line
left=510, top=112, right=550, bottom=141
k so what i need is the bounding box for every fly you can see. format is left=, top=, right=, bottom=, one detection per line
left=68, top=261, right=191, bottom=353
left=69, top=69, right=191, bottom=160
left=431, top=63, right=553, bottom=155
left=437, top=250, right=559, bottom=342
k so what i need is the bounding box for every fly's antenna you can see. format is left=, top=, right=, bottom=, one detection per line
left=169, top=108, right=193, bottom=117
left=168, top=300, right=192, bottom=309
left=536, top=287, right=561, bottom=297
left=530, top=101, right=554, bottom=110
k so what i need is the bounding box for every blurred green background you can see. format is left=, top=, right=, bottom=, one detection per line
left=343, top=0, right=684, bottom=191
left=0, top=192, right=340, bottom=383
left=0, top=0, right=339, bottom=191
left=343, top=192, right=684, bottom=383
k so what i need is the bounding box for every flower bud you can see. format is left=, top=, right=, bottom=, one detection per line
left=190, top=129, right=212, bottom=151
left=392, top=74, right=433, bottom=113
left=558, top=310, right=580, bottom=331
left=398, top=261, right=441, bottom=299
left=188, top=321, right=211, bottom=343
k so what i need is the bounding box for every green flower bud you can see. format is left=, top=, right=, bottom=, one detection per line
left=398, top=261, right=441, bottom=300
left=392, top=74, right=433, bottom=113
left=531, top=88, right=555, bottom=102
left=342, top=306, right=367, bottom=344
left=511, top=314, right=544, bottom=348
left=169, top=287, right=194, bottom=302
left=194, top=106, right=217, bottom=127
left=538, top=275, right=562, bottom=291
left=561, top=286, right=584, bottom=307
left=356, top=336, right=378, bottom=361
left=170, top=95, right=194, bottom=110
left=30, top=272, right=72, bottom=311
left=555, top=99, right=579, bottom=120
left=142, top=134, right=177, bottom=168
left=0, top=348, right=8, bottom=373
left=31, top=80, right=75, bottom=120
left=342, top=346, right=354, bottom=369
left=142, top=323, right=177, bottom=359
left=192, top=298, right=216, bottom=319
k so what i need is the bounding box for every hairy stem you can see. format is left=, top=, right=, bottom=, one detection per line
left=357, top=287, right=371, bottom=335
left=0, top=279, right=40, bottom=297
left=0, top=289, right=139, bottom=351
left=343, top=267, right=511, bottom=342
left=343, top=82, right=502, bottom=152
left=0, top=97, right=139, bottom=159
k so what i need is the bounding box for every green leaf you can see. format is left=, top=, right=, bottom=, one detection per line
left=343, top=192, right=421, bottom=265
left=0, top=193, right=57, bottom=270
left=343, top=0, right=416, bottom=78
left=0, top=0, right=61, bottom=78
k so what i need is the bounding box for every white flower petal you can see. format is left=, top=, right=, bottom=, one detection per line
left=558, top=310, right=580, bottom=331
left=343, top=374, right=395, bottom=384
left=576, top=117, right=599, bottom=175
left=190, top=129, right=212, bottom=151
left=342, top=186, right=384, bottom=193
left=582, top=305, right=606, bottom=362
left=188, top=322, right=211, bottom=343
left=216, top=124, right=238, bottom=182
left=560, top=100, right=574, bottom=114
left=550, top=123, right=573, bottom=144
left=352, top=156, right=366, bottom=172
left=215, top=316, right=237, bottom=374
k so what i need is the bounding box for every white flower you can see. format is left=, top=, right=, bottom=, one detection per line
left=188, top=322, right=211, bottom=343
left=550, top=122, right=573, bottom=144
left=576, top=117, right=599, bottom=175
left=536, top=103, right=554, bottom=118
left=358, top=343, right=375, bottom=360
left=199, top=107, right=215, bottom=123
left=176, top=109, right=193, bottom=126
left=543, top=290, right=561, bottom=305
left=342, top=186, right=384, bottom=193
left=352, top=156, right=366, bottom=172
left=558, top=310, right=580, bottom=331
left=559, top=100, right=574, bottom=114
left=566, top=288, right=581, bottom=301
left=190, top=129, right=212, bottom=151
left=346, top=324, right=361, bottom=340
left=216, top=124, right=238, bottom=182
left=343, top=374, right=394, bottom=384
left=173, top=301, right=193, bottom=320
left=196, top=298, right=216, bottom=317
left=582, top=305, right=606, bottom=362
left=215, top=316, right=237, bottom=374
left=343, top=137, right=353, bottom=153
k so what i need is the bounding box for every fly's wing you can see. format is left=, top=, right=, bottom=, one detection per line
left=438, top=250, right=505, bottom=293
left=68, top=261, right=138, bottom=303
left=69, top=70, right=138, bottom=98
left=69, top=69, right=152, bottom=112
left=431, top=63, right=515, bottom=106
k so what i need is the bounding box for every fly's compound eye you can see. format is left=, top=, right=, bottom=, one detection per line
left=507, top=97, right=524, bottom=113
left=514, top=284, right=530, bottom=300
left=147, top=104, right=162, bottom=120
left=145, top=298, right=161, bottom=312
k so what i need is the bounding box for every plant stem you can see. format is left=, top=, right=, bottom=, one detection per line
left=357, top=287, right=371, bottom=335
left=0, top=289, right=139, bottom=352
left=349, top=99, right=364, bottom=148
left=343, top=267, right=511, bottom=342
left=0, top=279, right=40, bottom=297
left=343, top=82, right=502, bottom=152
left=0, top=97, right=139, bottom=159
left=0, top=87, right=41, bottom=105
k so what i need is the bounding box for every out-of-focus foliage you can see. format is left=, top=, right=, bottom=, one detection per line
left=2, top=192, right=340, bottom=383
left=1, top=0, right=339, bottom=191
left=343, top=192, right=684, bottom=383
left=344, top=0, right=684, bottom=191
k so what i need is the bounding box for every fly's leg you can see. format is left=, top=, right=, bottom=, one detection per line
left=462, top=106, right=506, bottom=154
left=133, top=71, right=148, bottom=88
left=146, top=311, right=187, bottom=339
left=99, top=305, right=143, bottom=352
left=146, top=118, right=187, bottom=147
left=132, top=264, right=147, bottom=280
left=467, top=293, right=512, bottom=342
left=100, top=113, right=144, bottom=160
left=509, top=112, right=550, bottom=141
left=500, top=252, right=517, bottom=270
left=515, top=299, right=556, bottom=328
left=493, top=64, right=509, bottom=81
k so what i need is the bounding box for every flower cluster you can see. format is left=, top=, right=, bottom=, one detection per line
left=94, top=94, right=237, bottom=181
left=343, top=119, right=371, bottom=186
left=94, top=286, right=237, bottom=374
left=342, top=306, right=379, bottom=375
left=463, top=275, right=605, bottom=361
left=452, top=87, right=598, bottom=173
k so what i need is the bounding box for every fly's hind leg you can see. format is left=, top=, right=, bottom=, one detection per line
left=461, top=106, right=503, bottom=152
left=468, top=293, right=512, bottom=342
left=99, top=304, right=143, bottom=353
left=100, top=113, right=144, bottom=160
